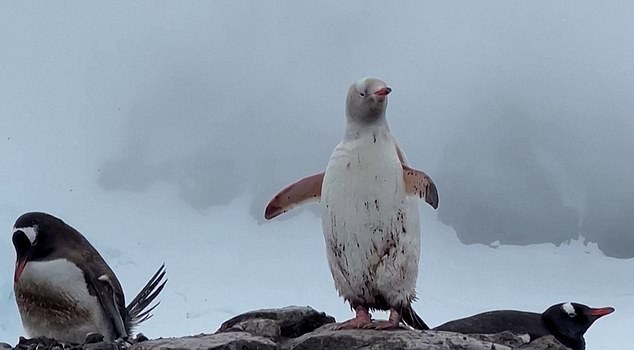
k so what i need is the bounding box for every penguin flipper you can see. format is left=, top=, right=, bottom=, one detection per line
left=264, top=172, right=324, bottom=219
left=402, top=305, right=430, bottom=330
left=91, top=274, right=128, bottom=338
left=402, top=165, right=439, bottom=210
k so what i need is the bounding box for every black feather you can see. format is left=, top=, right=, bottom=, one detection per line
left=124, top=264, right=167, bottom=333
left=402, top=305, right=430, bottom=330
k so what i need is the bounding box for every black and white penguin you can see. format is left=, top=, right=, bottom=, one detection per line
left=12, top=212, right=167, bottom=344
left=433, top=302, right=614, bottom=350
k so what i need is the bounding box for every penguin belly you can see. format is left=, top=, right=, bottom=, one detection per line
left=321, top=132, right=421, bottom=310
left=15, top=259, right=114, bottom=343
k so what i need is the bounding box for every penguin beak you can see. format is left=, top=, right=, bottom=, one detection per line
left=374, top=87, right=392, bottom=96
left=14, top=253, right=31, bottom=282
left=587, top=307, right=615, bottom=318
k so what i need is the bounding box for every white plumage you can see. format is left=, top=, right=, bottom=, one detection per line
left=322, top=124, right=420, bottom=311
left=265, top=77, right=437, bottom=329
left=15, top=259, right=113, bottom=343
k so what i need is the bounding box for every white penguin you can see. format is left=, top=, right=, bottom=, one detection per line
left=265, top=77, right=438, bottom=329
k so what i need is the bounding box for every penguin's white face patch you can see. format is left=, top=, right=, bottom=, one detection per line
left=562, top=302, right=576, bottom=317
left=14, top=226, right=38, bottom=245
left=98, top=274, right=110, bottom=282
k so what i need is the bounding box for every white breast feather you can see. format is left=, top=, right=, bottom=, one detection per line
left=321, top=129, right=421, bottom=308
left=15, top=259, right=114, bottom=342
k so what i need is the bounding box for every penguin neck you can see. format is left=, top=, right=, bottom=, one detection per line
left=541, top=314, right=585, bottom=350
left=344, top=114, right=390, bottom=141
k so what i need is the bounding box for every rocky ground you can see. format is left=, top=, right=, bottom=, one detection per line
left=1, top=306, right=571, bottom=350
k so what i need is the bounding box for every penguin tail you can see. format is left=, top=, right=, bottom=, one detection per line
left=402, top=305, right=430, bottom=330
left=125, top=263, right=168, bottom=332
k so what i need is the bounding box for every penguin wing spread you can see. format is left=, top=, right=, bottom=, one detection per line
left=403, top=165, right=439, bottom=209
left=264, top=172, right=324, bottom=219
left=90, top=273, right=128, bottom=338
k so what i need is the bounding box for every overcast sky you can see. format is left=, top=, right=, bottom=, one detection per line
left=1, top=0, right=633, bottom=270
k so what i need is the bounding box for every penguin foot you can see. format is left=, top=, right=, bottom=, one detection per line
left=335, top=306, right=373, bottom=329
left=362, top=309, right=401, bottom=330
left=361, top=319, right=401, bottom=330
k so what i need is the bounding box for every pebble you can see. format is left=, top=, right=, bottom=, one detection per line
left=9, top=335, right=148, bottom=350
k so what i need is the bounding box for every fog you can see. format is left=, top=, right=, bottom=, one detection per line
left=27, top=1, right=631, bottom=257
left=0, top=1, right=633, bottom=345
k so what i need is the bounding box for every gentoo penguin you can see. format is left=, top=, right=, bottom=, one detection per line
left=433, top=302, right=614, bottom=350
left=265, top=77, right=439, bottom=330
left=12, top=212, right=167, bottom=344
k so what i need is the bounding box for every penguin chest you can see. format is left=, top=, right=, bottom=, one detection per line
left=14, top=259, right=114, bottom=343
left=321, top=135, right=420, bottom=306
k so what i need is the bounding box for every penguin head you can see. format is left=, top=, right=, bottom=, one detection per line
left=542, top=302, right=614, bottom=349
left=12, top=212, right=65, bottom=282
left=346, top=77, right=391, bottom=124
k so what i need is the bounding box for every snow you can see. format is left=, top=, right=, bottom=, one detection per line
left=0, top=187, right=631, bottom=349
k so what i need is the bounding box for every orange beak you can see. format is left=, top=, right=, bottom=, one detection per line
left=374, top=87, right=392, bottom=96
left=588, top=307, right=615, bottom=318
left=14, top=257, right=28, bottom=282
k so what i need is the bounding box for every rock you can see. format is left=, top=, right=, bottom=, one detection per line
left=217, top=306, right=335, bottom=340
left=132, top=334, right=148, bottom=343
left=284, top=323, right=511, bottom=350
left=128, top=332, right=276, bottom=350
left=518, top=336, right=570, bottom=350
left=223, top=318, right=281, bottom=339
left=84, top=342, right=117, bottom=350
left=469, top=331, right=531, bottom=348
left=11, top=335, right=134, bottom=350
left=6, top=306, right=576, bottom=350
left=84, top=334, right=104, bottom=345
left=14, top=336, right=65, bottom=350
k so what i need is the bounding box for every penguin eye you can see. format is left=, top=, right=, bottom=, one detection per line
left=567, top=312, right=577, bottom=318
left=359, top=92, right=365, bottom=97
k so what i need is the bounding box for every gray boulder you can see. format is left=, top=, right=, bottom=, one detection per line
left=284, top=323, right=514, bottom=350
left=217, top=306, right=336, bottom=340
left=130, top=332, right=276, bottom=350
left=8, top=306, right=572, bottom=350
left=517, top=336, right=571, bottom=350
